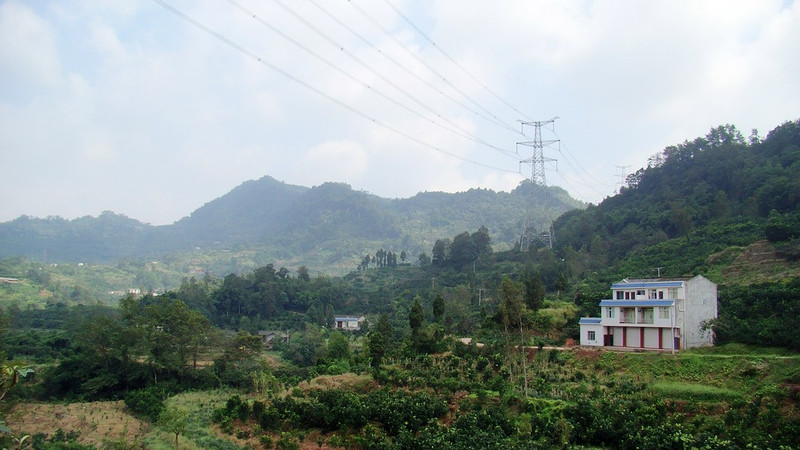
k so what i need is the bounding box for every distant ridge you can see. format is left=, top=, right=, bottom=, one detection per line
left=0, top=177, right=583, bottom=267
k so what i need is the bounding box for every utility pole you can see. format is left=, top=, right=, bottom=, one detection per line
left=517, top=117, right=559, bottom=251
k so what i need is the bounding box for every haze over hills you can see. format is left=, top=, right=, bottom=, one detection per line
left=0, top=177, right=583, bottom=271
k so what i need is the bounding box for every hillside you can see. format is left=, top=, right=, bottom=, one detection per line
left=0, top=177, right=584, bottom=272
left=550, top=120, right=800, bottom=284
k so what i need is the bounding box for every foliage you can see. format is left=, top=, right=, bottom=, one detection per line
left=715, top=278, right=800, bottom=349
left=158, top=406, right=189, bottom=450
left=554, top=120, right=800, bottom=279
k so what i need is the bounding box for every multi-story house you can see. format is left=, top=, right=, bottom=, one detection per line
left=579, top=275, right=717, bottom=350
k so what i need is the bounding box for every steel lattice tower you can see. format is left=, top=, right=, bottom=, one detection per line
left=517, top=117, right=559, bottom=251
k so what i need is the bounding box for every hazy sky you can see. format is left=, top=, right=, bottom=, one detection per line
left=2, top=0, right=798, bottom=225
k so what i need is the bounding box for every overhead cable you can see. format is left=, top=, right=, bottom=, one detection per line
left=381, top=0, right=534, bottom=122
left=347, top=0, right=522, bottom=135
left=150, top=0, right=517, bottom=173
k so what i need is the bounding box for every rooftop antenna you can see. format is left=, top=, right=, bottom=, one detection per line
left=655, top=267, right=664, bottom=278
left=517, top=117, right=559, bottom=251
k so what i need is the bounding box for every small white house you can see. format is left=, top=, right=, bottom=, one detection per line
left=579, top=275, right=717, bottom=351
left=333, top=315, right=365, bottom=331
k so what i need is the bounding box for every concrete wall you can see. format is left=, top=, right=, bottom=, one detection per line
left=683, top=275, right=717, bottom=348
left=580, top=323, right=603, bottom=346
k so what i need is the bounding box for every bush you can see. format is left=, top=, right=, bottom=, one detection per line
left=124, top=386, right=168, bottom=422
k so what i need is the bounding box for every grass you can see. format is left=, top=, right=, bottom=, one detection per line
left=143, top=389, right=243, bottom=450
left=650, top=381, right=743, bottom=402
left=3, top=401, right=149, bottom=447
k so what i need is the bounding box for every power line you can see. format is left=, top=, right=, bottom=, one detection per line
left=381, top=0, right=533, bottom=122
left=347, top=0, right=522, bottom=135
left=552, top=129, right=615, bottom=188
left=237, top=0, right=518, bottom=158
left=150, top=0, right=517, bottom=174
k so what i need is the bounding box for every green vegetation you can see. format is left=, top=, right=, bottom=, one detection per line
left=0, top=120, right=798, bottom=448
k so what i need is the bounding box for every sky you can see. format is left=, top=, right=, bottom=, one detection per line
left=1, top=0, right=798, bottom=226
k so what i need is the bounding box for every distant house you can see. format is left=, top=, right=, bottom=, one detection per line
left=579, top=275, right=717, bottom=350
left=0, top=277, right=20, bottom=284
left=333, top=315, right=365, bottom=331
left=257, top=330, right=289, bottom=348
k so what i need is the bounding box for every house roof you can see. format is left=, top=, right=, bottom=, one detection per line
left=611, top=280, right=684, bottom=289
left=579, top=317, right=602, bottom=325
left=334, top=316, right=364, bottom=321
left=599, top=300, right=674, bottom=307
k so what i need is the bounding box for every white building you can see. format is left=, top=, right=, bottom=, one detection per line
left=579, top=275, right=717, bottom=350
left=333, top=315, right=365, bottom=331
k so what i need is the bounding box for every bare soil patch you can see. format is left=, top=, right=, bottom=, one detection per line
left=5, top=401, right=149, bottom=446
left=296, top=373, right=376, bottom=393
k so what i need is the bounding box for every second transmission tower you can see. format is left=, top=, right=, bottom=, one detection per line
left=517, top=117, right=559, bottom=251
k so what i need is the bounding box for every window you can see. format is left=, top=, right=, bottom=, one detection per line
left=668, top=288, right=678, bottom=299
left=587, top=330, right=596, bottom=341
left=659, top=307, right=670, bottom=319
left=636, top=290, right=645, bottom=296
left=622, top=308, right=635, bottom=323
left=640, top=307, right=654, bottom=324
left=606, top=307, right=615, bottom=318
left=616, top=291, right=624, bottom=299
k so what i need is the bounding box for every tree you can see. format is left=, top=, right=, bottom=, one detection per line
left=297, top=266, right=310, bottom=282
left=498, top=277, right=529, bottom=397
left=326, top=332, right=350, bottom=361
left=523, top=267, right=545, bottom=312
left=555, top=273, right=569, bottom=298
left=158, top=406, right=189, bottom=450
left=367, top=331, right=386, bottom=371
left=409, top=297, right=424, bottom=337
left=376, top=314, right=393, bottom=344
left=472, top=225, right=492, bottom=259
left=431, top=239, right=449, bottom=267
left=432, top=294, right=445, bottom=323
left=418, top=253, right=431, bottom=267
left=449, top=232, right=477, bottom=270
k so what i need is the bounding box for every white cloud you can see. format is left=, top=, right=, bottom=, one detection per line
left=0, top=2, right=62, bottom=91
left=0, top=0, right=798, bottom=224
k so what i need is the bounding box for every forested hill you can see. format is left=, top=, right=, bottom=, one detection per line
left=0, top=176, right=583, bottom=266
left=550, top=119, right=800, bottom=282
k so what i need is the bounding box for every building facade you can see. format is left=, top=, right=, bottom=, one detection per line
left=333, top=315, right=365, bottom=331
left=579, top=275, right=717, bottom=350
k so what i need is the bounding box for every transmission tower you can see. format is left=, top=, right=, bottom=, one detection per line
left=517, top=117, right=559, bottom=251
left=615, top=164, right=631, bottom=192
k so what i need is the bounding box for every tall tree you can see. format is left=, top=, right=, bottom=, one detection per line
left=367, top=331, right=386, bottom=372
left=409, top=297, right=424, bottom=336
left=449, top=232, right=477, bottom=270
left=498, top=277, right=529, bottom=397
left=431, top=239, right=449, bottom=267
left=523, top=267, right=546, bottom=312
left=432, top=294, right=445, bottom=323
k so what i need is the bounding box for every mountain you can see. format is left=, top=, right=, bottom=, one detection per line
left=550, top=119, right=800, bottom=283
left=167, top=175, right=308, bottom=248
left=0, top=176, right=584, bottom=271
left=0, top=211, right=155, bottom=262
